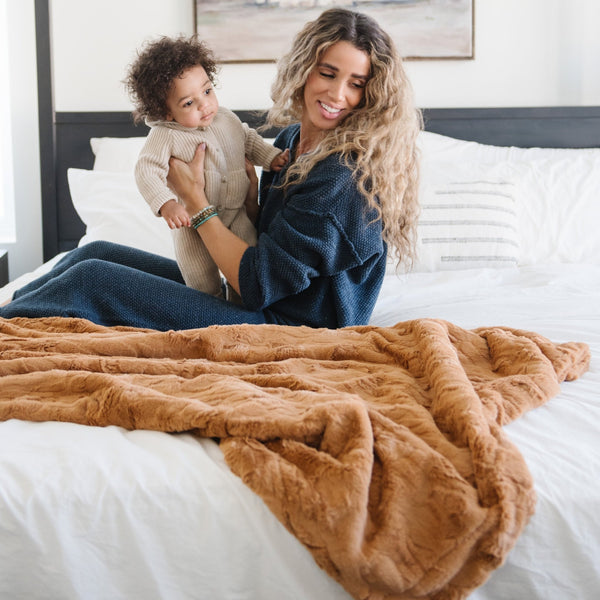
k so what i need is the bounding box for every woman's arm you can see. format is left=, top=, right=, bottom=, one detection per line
left=167, top=143, right=249, bottom=295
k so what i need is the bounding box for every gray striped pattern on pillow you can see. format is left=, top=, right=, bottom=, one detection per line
left=415, top=178, right=519, bottom=271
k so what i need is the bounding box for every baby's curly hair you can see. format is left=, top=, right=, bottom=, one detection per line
left=125, top=35, right=219, bottom=123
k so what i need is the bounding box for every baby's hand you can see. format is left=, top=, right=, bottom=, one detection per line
left=270, top=148, right=290, bottom=172
left=159, top=199, right=191, bottom=229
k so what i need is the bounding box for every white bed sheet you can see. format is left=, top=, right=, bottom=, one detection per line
left=1, top=261, right=599, bottom=600
left=374, top=264, right=600, bottom=600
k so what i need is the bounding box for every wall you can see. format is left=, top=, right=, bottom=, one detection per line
left=50, top=0, right=600, bottom=111
left=4, top=0, right=43, bottom=280
left=6, top=0, right=600, bottom=279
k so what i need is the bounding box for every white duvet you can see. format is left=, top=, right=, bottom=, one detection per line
left=0, top=261, right=599, bottom=600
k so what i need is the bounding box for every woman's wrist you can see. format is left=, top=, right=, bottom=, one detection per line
left=183, top=188, right=209, bottom=215
left=190, top=205, right=218, bottom=229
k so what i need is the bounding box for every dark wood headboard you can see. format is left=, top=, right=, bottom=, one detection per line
left=38, top=107, right=600, bottom=261
left=35, top=2, right=600, bottom=261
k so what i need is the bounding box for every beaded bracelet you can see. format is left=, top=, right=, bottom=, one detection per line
left=190, top=205, right=218, bottom=229
left=192, top=212, right=218, bottom=229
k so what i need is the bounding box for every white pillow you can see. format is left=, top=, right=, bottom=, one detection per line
left=90, top=136, right=277, bottom=174
left=92, top=135, right=268, bottom=180
left=512, top=154, right=600, bottom=265
left=418, top=129, right=600, bottom=164
left=67, top=168, right=175, bottom=259
left=409, top=162, right=520, bottom=273
left=418, top=131, right=600, bottom=265
left=90, top=137, right=147, bottom=172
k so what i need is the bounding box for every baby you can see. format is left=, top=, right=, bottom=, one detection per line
left=125, top=35, right=288, bottom=301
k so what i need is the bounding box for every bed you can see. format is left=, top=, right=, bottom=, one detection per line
left=0, top=105, right=598, bottom=600
left=2, top=7, right=600, bottom=593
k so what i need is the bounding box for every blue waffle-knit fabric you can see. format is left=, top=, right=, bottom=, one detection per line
left=241, top=124, right=386, bottom=328
left=0, top=125, right=386, bottom=331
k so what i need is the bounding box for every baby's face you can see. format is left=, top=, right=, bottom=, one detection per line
left=166, top=65, right=219, bottom=128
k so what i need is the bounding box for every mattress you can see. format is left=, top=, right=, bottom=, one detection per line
left=1, top=260, right=598, bottom=599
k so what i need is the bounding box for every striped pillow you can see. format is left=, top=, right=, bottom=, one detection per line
left=414, top=165, right=520, bottom=272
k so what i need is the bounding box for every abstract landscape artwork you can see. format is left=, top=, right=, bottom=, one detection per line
left=195, top=0, right=474, bottom=63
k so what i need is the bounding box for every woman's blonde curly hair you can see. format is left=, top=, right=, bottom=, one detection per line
left=267, top=8, right=422, bottom=269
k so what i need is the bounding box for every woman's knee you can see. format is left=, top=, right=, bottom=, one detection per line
left=58, top=241, right=118, bottom=268
left=64, top=258, right=114, bottom=286
left=76, top=240, right=121, bottom=259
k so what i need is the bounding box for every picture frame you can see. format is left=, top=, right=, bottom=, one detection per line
left=194, top=0, right=474, bottom=64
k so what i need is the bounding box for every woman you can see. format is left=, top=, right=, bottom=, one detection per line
left=0, top=8, right=421, bottom=331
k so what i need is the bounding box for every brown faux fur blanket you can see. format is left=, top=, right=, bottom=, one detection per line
left=0, top=316, right=590, bottom=599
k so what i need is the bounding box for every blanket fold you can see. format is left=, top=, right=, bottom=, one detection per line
left=0, top=316, right=590, bottom=600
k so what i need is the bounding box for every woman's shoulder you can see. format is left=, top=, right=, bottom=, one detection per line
left=274, top=124, right=301, bottom=149
left=286, top=154, right=363, bottom=218
left=302, top=153, right=356, bottom=190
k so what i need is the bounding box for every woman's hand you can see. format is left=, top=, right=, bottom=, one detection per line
left=167, top=142, right=208, bottom=215
left=166, top=141, right=249, bottom=296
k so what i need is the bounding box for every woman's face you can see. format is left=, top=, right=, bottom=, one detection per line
left=302, top=41, right=370, bottom=137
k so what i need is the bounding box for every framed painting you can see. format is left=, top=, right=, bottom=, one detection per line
left=194, top=0, right=474, bottom=63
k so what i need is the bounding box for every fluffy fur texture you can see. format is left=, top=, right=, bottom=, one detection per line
left=0, top=317, right=589, bottom=599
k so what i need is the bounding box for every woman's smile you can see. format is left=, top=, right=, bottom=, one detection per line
left=318, top=101, right=343, bottom=118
